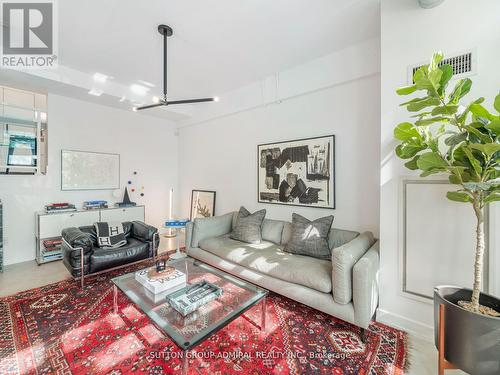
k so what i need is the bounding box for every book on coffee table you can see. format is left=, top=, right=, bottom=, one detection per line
left=135, top=266, right=186, bottom=294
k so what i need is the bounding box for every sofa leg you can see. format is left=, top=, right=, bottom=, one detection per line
left=80, top=247, right=84, bottom=289
left=360, top=328, right=366, bottom=343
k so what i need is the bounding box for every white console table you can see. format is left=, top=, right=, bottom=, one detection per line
left=35, top=206, right=145, bottom=265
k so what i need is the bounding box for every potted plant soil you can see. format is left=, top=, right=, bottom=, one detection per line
left=394, top=52, right=500, bottom=375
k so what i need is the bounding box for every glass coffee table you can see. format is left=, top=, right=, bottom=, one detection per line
left=111, top=257, right=268, bottom=371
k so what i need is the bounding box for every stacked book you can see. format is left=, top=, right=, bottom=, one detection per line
left=83, top=200, right=108, bottom=210
left=45, top=203, right=76, bottom=214
left=135, top=266, right=187, bottom=303
left=41, top=238, right=63, bottom=261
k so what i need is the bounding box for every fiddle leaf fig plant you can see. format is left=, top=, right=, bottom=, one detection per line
left=395, top=52, right=500, bottom=316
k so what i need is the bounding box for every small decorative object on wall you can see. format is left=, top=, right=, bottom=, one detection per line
left=190, top=190, right=216, bottom=220
left=126, top=171, right=146, bottom=198
left=258, top=135, right=335, bottom=208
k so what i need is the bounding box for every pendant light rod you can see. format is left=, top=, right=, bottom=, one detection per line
left=158, top=24, right=173, bottom=100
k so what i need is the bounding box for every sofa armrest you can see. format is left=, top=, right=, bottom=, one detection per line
left=332, top=231, right=375, bottom=305
left=62, top=227, right=93, bottom=255
left=191, top=212, right=233, bottom=248
left=353, top=241, right=380, bottom=329
left=131, top=221, right=159, bottom=256
left=185, top=221, right=194, bottom=252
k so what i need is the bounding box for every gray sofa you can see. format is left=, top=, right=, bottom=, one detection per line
left=185, top=211, right=379, bottom=329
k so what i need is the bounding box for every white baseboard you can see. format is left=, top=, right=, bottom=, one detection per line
left=376, top=308, right=434, bottom=342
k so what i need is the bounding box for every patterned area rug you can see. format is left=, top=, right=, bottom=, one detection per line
left=0, top=260, right=409, bottom=374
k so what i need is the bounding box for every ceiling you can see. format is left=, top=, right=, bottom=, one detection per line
left=1, top=0, right=380, bottom=119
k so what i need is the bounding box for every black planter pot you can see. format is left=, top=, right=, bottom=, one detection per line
left=434, top=286, right=500, bottom=375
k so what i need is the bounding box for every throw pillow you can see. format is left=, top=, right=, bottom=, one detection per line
left=283, top=213, right=334, bottom=259
left=230, top=206, right=266, bottom=244
left=94, top=222, right=127, bottom=248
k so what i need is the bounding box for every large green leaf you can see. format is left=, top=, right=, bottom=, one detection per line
left=470, top=103, right=495, bottom=121
left=415, top=116, right=448, bottom=126
left=394, top=122, right=421, bottom=141
left=494, top=93, right=500, bottom=113
left=430, top=52, right=444, bottom=69
left=396, top=85, right=417, bottom=95
left=431, top=105, right=458, bottom=116
left=446, top=191, right=472, bottom=203
left=449, top=174, right=461, bottom=184
left=414, top=68, right=435, bottom=91
left=467, top=126, right=493, bottom=143
left=445, top=132, right=467, bottom=146
left=463, top=147, right=483, bottom=175
left=428, top=69, right=443, bottom=90
left=470, top=143, right=500, bottom=158
left=416, top=152, right=448, bottom=171
left=438, top=64, right=453, bottom=93
left=449, top=78, right=472, bottom=103
left=406, top=97, right=441, bottom=112
left=395, top=142, right=423, bottom=159
left=404, top=155, right=420, bottom=170
left=487, top=119, right=500, bottom=135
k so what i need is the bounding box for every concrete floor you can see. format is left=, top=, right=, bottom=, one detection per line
left=0, top=236, right=466, bottom=375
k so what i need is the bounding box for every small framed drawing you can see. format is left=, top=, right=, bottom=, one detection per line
left=258, top=135, right=335, bottom=209
left=190, top=190, right=216, bottom=220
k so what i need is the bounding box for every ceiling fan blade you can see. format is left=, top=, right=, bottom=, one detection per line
left=167, top=97, right=215, bottom=105
left=135, top=102, right=166, bottom=111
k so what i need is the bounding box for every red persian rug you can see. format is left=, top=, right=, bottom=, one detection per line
left=0, top=260, right=409, bottom=374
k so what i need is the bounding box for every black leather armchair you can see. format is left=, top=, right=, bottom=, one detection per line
left=61, top=221, right=159, bottom=287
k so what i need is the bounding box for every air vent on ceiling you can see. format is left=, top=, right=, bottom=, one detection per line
left=408, top=51, right=476, bottom=84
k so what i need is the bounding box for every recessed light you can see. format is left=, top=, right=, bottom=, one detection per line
left=130, top=84, right=149, bottom=96
left=93, top=73, right=109, bottom=83
left=132, top=107, right=138, bottom=112
left=214, top=96, right=220, bottom=102
left=88, top=88, right=103, bottom=96
left=152, top=96, right=160, bottom=103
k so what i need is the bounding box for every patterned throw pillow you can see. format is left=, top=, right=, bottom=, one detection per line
left=230, top=207, right=266, bottom=244
left=283, top=213, right=334, bottom=260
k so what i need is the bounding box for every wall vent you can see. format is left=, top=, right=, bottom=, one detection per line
left=408, top=51, right=476, bottom=84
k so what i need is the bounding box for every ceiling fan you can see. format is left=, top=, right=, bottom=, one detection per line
left=134, top=25, right=218, bottom=111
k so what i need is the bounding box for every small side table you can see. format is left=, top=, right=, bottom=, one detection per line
left=163, top=219, right=189, bottom=259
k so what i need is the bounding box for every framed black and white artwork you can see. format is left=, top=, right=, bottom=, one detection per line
left=190, top=190, right=216, bottom=220
left=258, top=135, right=335, bottom=209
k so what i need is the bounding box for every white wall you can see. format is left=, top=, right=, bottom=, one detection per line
left=380, top=0, right=500, bottom=338
left=0, top=94, right=178, bottom=265
left=178, top=39, right=381, bottom=234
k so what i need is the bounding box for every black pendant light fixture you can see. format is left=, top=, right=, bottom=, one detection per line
left=134, top=25, right=218, bottom=111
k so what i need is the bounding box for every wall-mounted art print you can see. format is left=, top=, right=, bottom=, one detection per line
left=190, top=190, right=216, bottom=220
left=258, top=135, right=335, bottom=209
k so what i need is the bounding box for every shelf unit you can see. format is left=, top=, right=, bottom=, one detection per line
left=35, top=206, right=145, bottom=265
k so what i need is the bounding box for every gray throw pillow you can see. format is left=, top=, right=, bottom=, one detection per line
left=230, top=207, right=266, bottom=244
left=283, top=213, right=334, bottom=260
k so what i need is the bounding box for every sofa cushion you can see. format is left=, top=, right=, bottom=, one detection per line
left=199, top=235, right=332, bottom=293
left=332, top=231, right=375, bottom=304
left=192, top=212, right=233, bottom=248
left=90, top=238, right=149, bottom=273
left=230, top=207, right=266, bottom=244
left=261, top=219, right=285, bottom=245
left=283, top=213, right=334, bottom=260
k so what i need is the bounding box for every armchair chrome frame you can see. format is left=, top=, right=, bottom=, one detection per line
left=62, top=234, right=157, bottom=288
